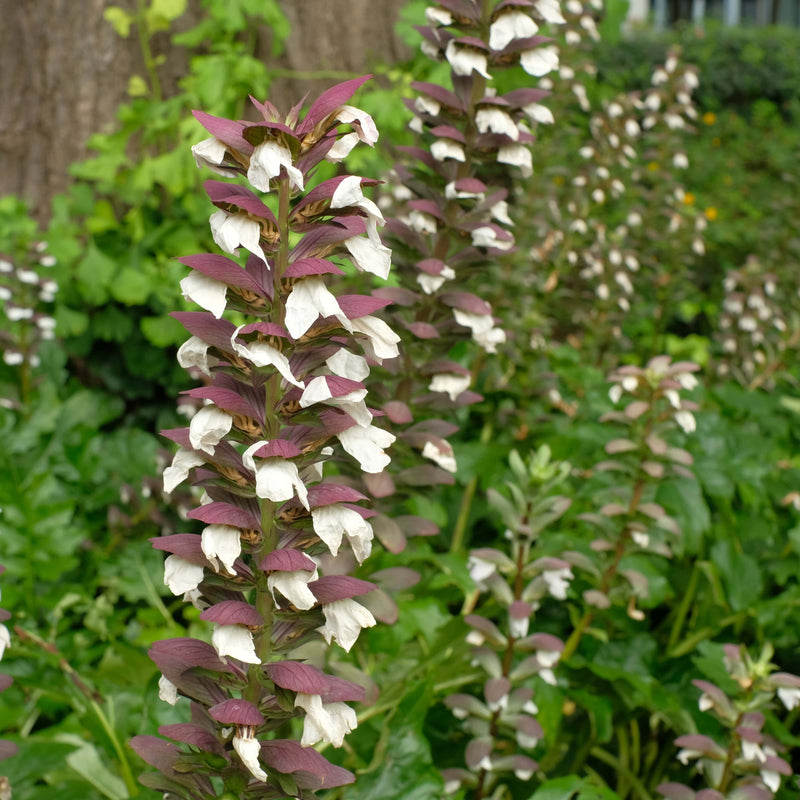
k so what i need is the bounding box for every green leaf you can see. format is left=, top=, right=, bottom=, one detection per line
left=103, top=6, right=133, bottom=37
left=54, top=305, right=89, bottom=337
left=76, top=244, right=117, bottom=306
left=527, top=775, right=623, bottom=800
left=65, top=742, right=129, bottom=799
left=710, top=540, right=763, bottom=612
left=140, top=314, right=185, bottom=347
left=127, top=75, right=149, bottom=97
left=109, top=268, right=152, bottom=305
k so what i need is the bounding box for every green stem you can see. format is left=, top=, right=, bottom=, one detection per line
left=590, top=746, right=654, bottom=800
left=450, top=421, right=494, bottom=553
left=136, top=0, right=162, bottom=103
left=90, top=699, right=139, bottom=796
left=667, top=561, right=699, bottom=649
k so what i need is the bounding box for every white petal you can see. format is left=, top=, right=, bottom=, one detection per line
left=164, top=555, right=204, bottom=595
left=350, top=315, right=401, bottom=362
left=312, top=504, right=374, bottom=562
left=233, top=735, right=268, bottom=781
left=295, top=693, right=357, bottom=747
left=177, top=336, right=214, bottom=376
left=445, top=41, right=491, bottom=78
left=417, top=273, right=446, bottom=294
left=318, top=598, right=376, bottom=652
left=336, top=105, right=379, bottom=145
left=158, top=675, right=178, bottom=705
left=181, top=272, right=228, bottom=318
left=201, top=525, right=241, bottom=576
left=476, top=108, right=519, bottom=140
left=536, top=0, right=566, bottom=23
left=191, top=138, right=238, bottom=177
left=337, top=425, right=395, bottom=473
left=253, top=459, right=310, bottom=510
left=498, top=144, right=533, bottom=176
left=523, top=103, right=555, bottom=124
left=521, top=46, right=559, bottom=77
left=344, top=235, right=392, bottom=280
left=268, top=570, right=318, bottom=610
left=247, top=140, right=304, bottom=192
left=285, top=278, right=353, bottom=339
left=231, top=330, right=304, bottom=387
left=422, top=440, right=457, bottom=473
left=163, top=448, right=205, bottom=494
left=212, top=625, right=260, bottom=664
left=429, top=373, right=471, bottom=401
left=326, top=132, right=360, bottom=162
left=326, top=349, right=370, bottom=381
left=431, top=139, right=466, bottom=162
left=0, top=626, right=9, bottom=660
left=489, top=10, right=539, bottom=50
left=209, top=210, right=267, bottom=265
left=189, top=405, right=233, bottom=455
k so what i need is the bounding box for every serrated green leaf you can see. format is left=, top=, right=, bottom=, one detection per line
left=110, top=268, right=152, bottom=305
left=76, top=244, right=117, bottom=306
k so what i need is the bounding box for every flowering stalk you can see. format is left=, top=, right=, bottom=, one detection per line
left=132, top=77, right=402, bottom=797
left=442, top=446, right=573, bottom=798
left=562, top=356, right=700, bottom=660
left=659, top=644, right=797, bottom=799
left=354, top=0, right=564, bottom=542
left=0, top=563, right=16, bottom=793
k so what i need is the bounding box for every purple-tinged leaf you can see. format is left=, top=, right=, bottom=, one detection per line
left=260, top=549, right=316, bottom=573
left=309, top=575, right=376, bottom=604
left=695, top=792, right=725, bottom=800
left=639, top=503, right=666, bottom=520
left=183, top=387, right=258, bottom=420
left=265, top=661, right=365, bottom=703
left=250, top=440, right=302, bottom=459
left=171, top=312, right=237, bottom=351
left=297, top=75, right=372, bottom=136
left=655, top=783, right=695, bottom=800
left=407, top=417, right=460, bottom=437
left=336, top=294, right=393, bottom=319
left=383, top=401, right=413, bottom=424
left=192, top=111, right=252, bottom=153
left=439, top=291, right=493, bottom=316
left=209, top=698, right=264, bottom=725
left=515, top=714, right=544, bottom=740
left=370, top=514, right=406, bottom=554
left=397, top=465, right=456, bottom=486
left=395, top=515, right=439, bottom=537
left=150, top=534, right=207, bottom=565
left=0, top=675, right=12, bottom=692
left=204, top=181, right=278, bottom=225
left=149, top=638, right=234, bottom=682
left=362, top=470, right=396, bottom=499
left=584, top=589, right=611, bottom=608
left=177, top=254, right=261, bottom=293
left=187, top=502, right=260, bottom=531
left=430, top=124, right=466, bottom=144
left=158, top=723, right=225, bottom=755
left=260, top=739, right=356, bottom=789
left=284, top=258, right=345, bottom=278
left=307, top=482, right=368, bottom=507
left=200, top=600, right=263, bottom=627
left=438, top=0, right=481, bottom=18
left=406, top=322, right=440, bottom=339
left=465, top=738, right=493, bottom=770
left=0, top=741, right=17, bottom=760
left=249, top=95, right=282, bottom=122
left=485, top=677, right=511, bottom=706
left=501, top=87, right=551, bottom=106
left=411, top=82, right=464, bottom=111
left=242, top=120, right=298, bottom=146
left=373, top=287, right=418, bottom=306
left=465, top=615, right=506, bottom=645
left=236, top=321, right=288, bottom=339
left=361, top=587, right=398, bottom=624
left=369, top=567, right=420, bottom=591
left=129, top=735, right=182, bottom=771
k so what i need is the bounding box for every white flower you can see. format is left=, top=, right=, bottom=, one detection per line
left=523, top=103, right=554, bottom=124
left=350, top=315, right=401, bottom=362
left=326, top=348, right=370, bottom=381
left=231, top=335, right=304, bottom=388
left=408, top=209, right=437, bottom=235
left=301, top=375, right=371, bottom=427
left=476, top=108, right=519, bottom=140
left=431, top=139, right=466, bottom=162
left=337, top=424, right=396, bottom=473
left=468, top=555, right=496, bottom=583
left=335, top=105, right=379, bottom=145
left=445, top=40, right=490, bottom=78
left=164, top=555, right=204, bottom=595
left=189, top=405, right=233, bottom=456
left=472, top=226, right=513, bottom=250
left=414, top=95, right=441, bottom=116
left=209, top=210, right=267, bottom=265
left=0, top=625, right=9, bottom=660
left=521, top=46, right=559, bottom=77
left=178, top=272, right=227, bottom=324
left=318, top=598, right=377, bottom=652
left=741, top=740, right=766, bottom=764
left=778, top=686, right=800, bottom=711
left=453, top=309, right=506, bottom=354
left=242, top=443, right=310, bottom=509
left=674, top=410, right=696, bottom=434
left=497, top=144, right=532, bottom=176
left=163, top=448, right=205, bottom=494
left=312, top=504, right=374, bottom=562
left=673, top=152, right=689, bottom=169
left=177, top=336, right=214, bottom=376
left=429, top=373, right=470, bottom=400
left=489, top=10, right=539, bottom=50
left=248, top=140, right=304, bottom=192
left=268, top=569, right=318, bottom=610
left=212, top=625, right=260, bottom=664
left=536, top=0, right=566, bottom=23
left=331, top=175, right=385, bottom=243
left=422, top=440, right=457, bottom=473
left=326, top=132, right=360, bottom=162
left=233, top=732, right=267, bottom=781
left=201, top=525, right=242, bottom=576
left=761, top=768, right=781, bottom=793
left=158, top=675, right=178, bottom=705
left=191, top=137, right=237, bottom=177
left=344, top=235, right=392, bottom=280
left=543, top=567, right=572, bottom=599
left=285, top=277, right=353, bottom=339
left=295, top=693, right=357, bottom=747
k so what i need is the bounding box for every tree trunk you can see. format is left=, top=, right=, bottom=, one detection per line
left=0, top=0, right=409, bottom=221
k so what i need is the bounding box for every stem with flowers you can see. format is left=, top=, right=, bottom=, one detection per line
left=132, top=77, right=403, bottom=797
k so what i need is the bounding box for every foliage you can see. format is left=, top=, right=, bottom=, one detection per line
left=1, top=1, right=800, bottom=799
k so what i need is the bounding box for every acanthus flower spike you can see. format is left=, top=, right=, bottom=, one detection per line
left=143, top=77, right=399, bottom=798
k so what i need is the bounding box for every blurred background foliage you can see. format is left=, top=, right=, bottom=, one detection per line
left=0, top=0, right=799, bottom=797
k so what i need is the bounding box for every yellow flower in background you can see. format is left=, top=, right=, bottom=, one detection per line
left=702, top=111, right=717, bottom=125
left=723, top=175, right=733, bottom=186
left=705, top=207, right=718, bottom=221
left=683, top=192, right=696, bottom=206
left=711, top=137, right=721, bottom=147
left=647, top=161, right=659, bottom=172
left=553, top=175, right=565, bottom=186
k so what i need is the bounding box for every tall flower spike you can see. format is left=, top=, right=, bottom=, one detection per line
left=140, top=78, right=398, bottom=797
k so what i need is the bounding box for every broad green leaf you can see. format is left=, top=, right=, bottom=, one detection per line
left=710, top=540, right=763, bottom=612
left=110, top=267, right=152, bottom=305
left=103, top=6, right=133, bottom=37
left=66, top=742, right=129, bottom=799
left=76, top=244, right=117, bottom=306
left=127, top=75, right=149, bottom=97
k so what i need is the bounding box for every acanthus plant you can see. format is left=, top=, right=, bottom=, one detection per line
left=562, top=356, right=700, bottom=661
left=132, top=77, right=404, bottom=798
left=358, top=0, right=565, bottom=535
left=528, top=41, right=705, bottom=360
left=442, top=445, right=573, bottom=798
left=658, top=644, right=798, bottom=800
